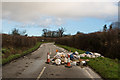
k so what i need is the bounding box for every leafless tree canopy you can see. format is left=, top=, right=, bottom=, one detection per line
left=42, top=27, right=65, bottom=37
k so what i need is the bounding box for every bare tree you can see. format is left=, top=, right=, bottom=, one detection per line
left=42, top=27, right=65, bottom=37
left=103, top=24, right=107, bottom=32
left=51, top=31, right=56, bottom=37
left=58, top=27, right=65, bottom=37
left=109, top=24, right=112, bottom=31
left=12, top=28, right=20, bottom=36
left=12, top=28, right=27, bottom=36
left=42, top=29, right=48, bottom=37
left=47, top=31, right=52, bottom=37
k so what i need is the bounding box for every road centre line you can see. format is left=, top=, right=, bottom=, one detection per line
left=36, top=67, right=46, bottom=80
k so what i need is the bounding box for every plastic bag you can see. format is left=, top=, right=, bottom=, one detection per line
left=55, top=59, right=61, bottom=65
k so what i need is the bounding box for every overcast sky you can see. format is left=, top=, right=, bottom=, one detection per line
left=2, top=1, right=119, bottom=36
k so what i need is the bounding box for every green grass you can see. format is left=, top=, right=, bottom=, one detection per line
left=56, top=44, right=119, bottom=80
left=1, top=48, right=10, bottom=54
left=2, top=54, right=21, bottom=65
left=2, top=42, right=44, bottom=65
left=56, top=44, right=85, bottom=54
left=88, top=57, right=119, bottom=79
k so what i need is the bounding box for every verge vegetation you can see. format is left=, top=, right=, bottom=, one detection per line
left=2, top=42, right=43, bottom=65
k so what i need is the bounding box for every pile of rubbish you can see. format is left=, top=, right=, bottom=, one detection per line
left=51, top=51, right=79, bottom=65
left=80, top=51, right=104, bottom=58
left=47, top=50, right=104, bottom=68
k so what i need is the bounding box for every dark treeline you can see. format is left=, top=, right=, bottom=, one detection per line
left=54, top=27, right=120, bottom=59
left=42, top=27, right=65, bottom=37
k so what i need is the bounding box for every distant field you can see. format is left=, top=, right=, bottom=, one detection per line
left=56, top=44, right=119, bottom=80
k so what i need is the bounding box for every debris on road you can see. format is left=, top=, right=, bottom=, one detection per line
left=55, top=59, right=61, bottom=65
left=46, top=53, right=50, bottom=64
left=71, top=61, right=77, bottom=66
left=56, top=49, right=58, bottom=52
left=65, top=54, right=72, bottom=68
left=79, top=59, right=87, bottom=67
left=46, top=50, right=104, bottom=68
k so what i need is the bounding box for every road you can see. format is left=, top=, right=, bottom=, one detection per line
left=2, top=43, right=102, bottom=80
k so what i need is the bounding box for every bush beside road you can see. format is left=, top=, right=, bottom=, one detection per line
left=1, top=42, right=43, bottom=65
left=56, top=44, right=119, bottom=80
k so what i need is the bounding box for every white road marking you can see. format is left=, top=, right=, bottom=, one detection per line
left=36, top=67, right=46, bottom=80
left=84, top=68, right=94, bottom=80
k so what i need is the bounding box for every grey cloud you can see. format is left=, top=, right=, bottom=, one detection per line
left=2, top=2, right=118, bottom=27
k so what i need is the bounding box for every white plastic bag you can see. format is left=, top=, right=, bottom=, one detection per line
left=55, top=59, right=61, bottom=65
left=75, top=51, right=79, bottom=55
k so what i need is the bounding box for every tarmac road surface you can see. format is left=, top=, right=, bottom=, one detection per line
left=2, top=43, right=102, bottom=80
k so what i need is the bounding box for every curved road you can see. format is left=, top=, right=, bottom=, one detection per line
left=2, top=43, right=102, bottom=80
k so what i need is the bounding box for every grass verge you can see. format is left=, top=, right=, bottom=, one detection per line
left=2, top=42, right=44, bottom=65
left=56, top=44, right=85, bottom=54
left=56, top=44, right=119, bottom=80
